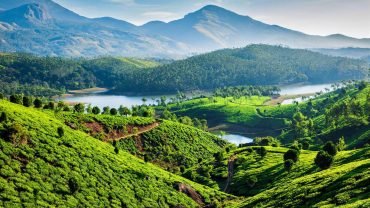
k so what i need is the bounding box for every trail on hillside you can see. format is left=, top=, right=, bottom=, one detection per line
left=108, top=122, right=160, bottom=142
left=223, top=155, right=237, bottom=193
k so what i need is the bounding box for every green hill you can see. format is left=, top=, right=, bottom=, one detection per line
left=0, top=45, right=368, bottom=96
left=116, top=44, right=368, bottom=93
left=225, top=146, right=370, bottom=207
left=0, top=100, right=230, bottom=207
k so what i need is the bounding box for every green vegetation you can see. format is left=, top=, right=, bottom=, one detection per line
left=125, top=45, right=368, bottom=93
left=0, top=99, right=230, bottom=207
left=226, top=146, right=370, bottom=207
left=0, top=45, right=367, bottom=96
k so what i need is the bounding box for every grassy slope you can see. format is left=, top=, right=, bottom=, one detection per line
left=0, top=100, right=230, bottom=207
left=170, top=96, right=289, bottom=136
left=227, top=146, right=370, bottom=207
left=118, top=120, right=227, bottom=171
left=170, top=85, right=370, bottom=147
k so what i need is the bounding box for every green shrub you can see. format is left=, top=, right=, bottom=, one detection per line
left=110, top=108, right=118, bottom=116
left=57, top=127, right=64, bottom=138
left=0, top=112, right=7, bottom=122
left=323, top=141, right=337, bottom=156
left=68, top=177, right=80, bottom=194
left=92, top=106, right=100, bottom=115
left=22, top=96, right=32, bottom=107
left=9, top=94, right=23, bottom=105
left=74, top=103, right=85, bottom=113
left=314, top=150, right=334, bottom=170
left=284, top=159, right=294, bottom=172
left=254, top=136, right=280, bottom=147
left=33, top=98, right=43, bottom=108
left=283, top=149, right=299, bottom=163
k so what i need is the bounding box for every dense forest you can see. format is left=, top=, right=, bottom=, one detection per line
left=0, top=44, right=368, bottom=96
left=125, top=45, right=368, bottom=93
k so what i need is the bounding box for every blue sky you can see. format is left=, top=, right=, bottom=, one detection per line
left=53, top=0, right=370, bottom=38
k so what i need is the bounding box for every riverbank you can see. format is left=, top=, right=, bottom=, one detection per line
left=264, top=93, right=315, bottom=105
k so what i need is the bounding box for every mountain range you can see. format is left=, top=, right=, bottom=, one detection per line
left=1, top=0, right=370, bottom=57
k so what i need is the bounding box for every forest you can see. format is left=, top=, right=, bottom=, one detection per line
left=0, top=44, right=368, bottom=96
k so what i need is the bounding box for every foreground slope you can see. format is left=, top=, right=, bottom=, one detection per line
left=0, top=100, right=230, bottom=207
left=226, top=146, right=370, bottom=207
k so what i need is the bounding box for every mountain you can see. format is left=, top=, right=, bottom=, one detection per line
left=141, top=5, right=370, bottom=52
left=0, top=1, right=187, bottom=57
left=0, top=1, right=370, bottom=57
left=312, top=47, right=370, bottom=60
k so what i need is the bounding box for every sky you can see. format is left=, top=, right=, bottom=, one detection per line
left=53, top=0, right=370, bottom=38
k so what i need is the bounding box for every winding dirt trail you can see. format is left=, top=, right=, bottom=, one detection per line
left=223, top=155, right=237, bottom=193
left=108, top=122, right=160, bottom=142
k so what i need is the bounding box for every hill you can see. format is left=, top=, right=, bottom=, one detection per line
left=164, top=82, right=370, bottom=149
left=0, top=46, right=368, bottom=96
left=226, top=146, right=370, bottom=207
left=1, top=1, right=370, bottom=57
left=115, top=45, right=368, bottom=93
left=0, top=99, right=231, bottom=207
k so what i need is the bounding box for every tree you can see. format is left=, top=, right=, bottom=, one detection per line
left=258, top=147, right=267, bottom=157
left=92, top=106, right=101, bottom=115
left=284, top=149, right=299, bottom=163
left=86, top=104, right=92, bottom=114
left=214, top=152, right=224, bottom=162
left=57, top=127, right=64, bottom=137
left=119, top=106, right=131, bottom=117
left=103, top=106, right=110, bottom=115
left=10, top=94, right=23, bottom=105
left=323, top=141, right=337, bottom=156
left=22, top=96, right=32, bottom=107
left=46, top=102, right=55, bottom=110
left=284, top=159, right=294, bottom=172
left=337, top=137, right=346, bottom=151
left=74, top=103, right=85, bottom=113
left=110, top=108, right=118, bottom=115
left=315, top=150, right=334, bottom=170
left=34, top=98, right=43, bottom=108
left=0, top=112, right=7, bottom=122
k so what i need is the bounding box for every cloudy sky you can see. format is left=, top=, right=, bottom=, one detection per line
left=53, top=0, right=370, bottom=38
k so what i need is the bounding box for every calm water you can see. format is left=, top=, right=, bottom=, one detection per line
left=280, top=83, right=333, bottom=95
left=59, top=83, right=335, bottom=108
left=59, top=95, right=173, bottom=109
left=222, top=134, right=253, bottom=145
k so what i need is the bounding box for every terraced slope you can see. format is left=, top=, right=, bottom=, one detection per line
left=0, top=100, right=230, bottom=207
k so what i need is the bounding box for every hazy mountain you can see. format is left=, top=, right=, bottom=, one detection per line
left=142, top=5, right=370, bottom=52
left=312, top=47, right=370, bottom=60
left=0, top=1, right=187, bottom=57
left=0, top=1, right=370, bottom=57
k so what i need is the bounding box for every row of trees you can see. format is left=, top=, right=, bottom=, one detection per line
left=214, top=85, right=281, bottom=98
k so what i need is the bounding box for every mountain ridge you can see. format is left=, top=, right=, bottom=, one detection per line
left=0, top=1, right=370, bottom=57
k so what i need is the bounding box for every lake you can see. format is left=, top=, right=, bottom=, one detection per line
left=58, top=83, right=335, bottom=108
left=280, top=83, right=333, bottom=95
left=222, top=134, right=253, bottom=145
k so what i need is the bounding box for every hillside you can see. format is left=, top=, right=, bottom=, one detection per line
left=226, top=146, right=370, bottom=207
left=165, top=82, right=370, bottom=149
left=1, top=47, right=367, bottom=96
left=0, top=100, right=230, bottom=207
left=115, top=45, right=368, bottom=93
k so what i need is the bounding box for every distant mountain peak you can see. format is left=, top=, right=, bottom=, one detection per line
left=21, top=3, right=52, bottom=21
left=0, top=3, right=53, bottom=27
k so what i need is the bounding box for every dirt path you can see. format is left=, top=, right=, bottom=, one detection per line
left=223, top=155, right=237, bottom=193
left=109, top=122, right=160, bottom=142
